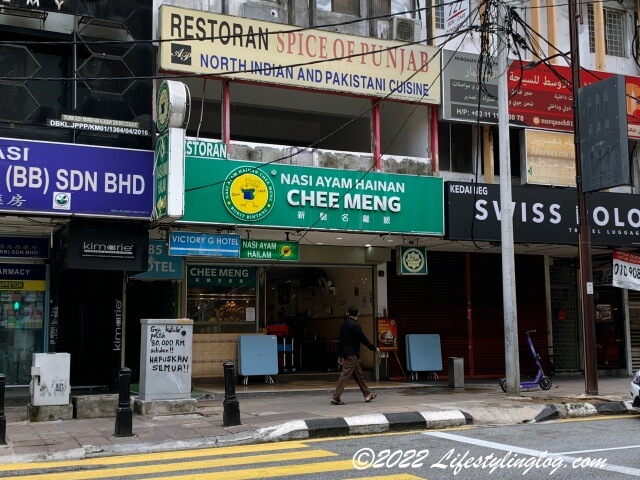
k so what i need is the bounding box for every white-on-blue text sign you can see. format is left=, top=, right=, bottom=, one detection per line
left=169, top=232, right=240, bottom=257
left=133, top=240, right=183, bottom=280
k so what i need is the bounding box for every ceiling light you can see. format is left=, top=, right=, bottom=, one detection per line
left=317, top=242, right=323, bottom=245
left=364, top=244, right=372, bottom=247
left=336, top=237, right=343, bottom=240
left=386, top=239, right=394, bottom=242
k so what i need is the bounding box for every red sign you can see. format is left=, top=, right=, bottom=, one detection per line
left=377, top=318, right=398, bottom=352
left=507, top=62, right=640, bottom=138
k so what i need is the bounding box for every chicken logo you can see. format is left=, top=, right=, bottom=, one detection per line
left=222, top=166, right=275, bottom=222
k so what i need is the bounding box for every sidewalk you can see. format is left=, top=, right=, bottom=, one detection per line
left=0, top=374, right=636, bottom=464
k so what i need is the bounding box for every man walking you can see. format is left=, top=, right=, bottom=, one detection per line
left=331, top=306, right=380, bottom=405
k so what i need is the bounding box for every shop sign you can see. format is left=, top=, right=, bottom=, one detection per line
left=240, top=239, right=299, bottom=261
left=132, top=239, right=183, bottom=280
left=182, top=159, right=444, bottom=235
left=0, top=263, right=45, bottom=291
left=154, top=129, right=185, bottom=222
left=169, top=231, right=240, bottom=257
left=158, top=6, right=441, bottom=104
left=396, top=246, right=428, bottom=275
left=57, top=223, right=149, bottom=272
left=0, top=236, right=48, bottom=259
left=612, top=250, right=640, bottom=292
left=521, top=130, right=575, bottom=187
left=445, top=181, right=640, bottom=247
left=187, top=265, right=257, bottom=287
left=0, top=137, right=153, bottom=218
left=440, top=50, right=640, bottom=138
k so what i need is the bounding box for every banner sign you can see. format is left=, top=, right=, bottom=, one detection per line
left=240, top=239, right=299, bottom=261
left=377, top=317, right=398, bottom=352
left=169, top=231, right=240, bottom=257
left=440, top=50, right=640, bottom=138
left=612, top=250, right=640, bottom=292
left=0, top=236, right=49, bottom=259
left=182, top=159, right=444, bottom=235
left=132, top=239, right=184, bottom=280
left=0, top=137, right=153, bottom=218
left=187, top=265, right=257, bottom=287
left=158, top=6, right=441, bottom=104
left=445, top=181, right=640, bottom=247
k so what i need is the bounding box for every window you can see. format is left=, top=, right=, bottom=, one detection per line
left=434, top=0, right=444, bottom=29
left=317, top=0, right=359, bottom=15
left=371, top=0, right=416, bottom=18
left=438, top=122, right=473, bottom=173
left=588, top=5, right=626, bottom=57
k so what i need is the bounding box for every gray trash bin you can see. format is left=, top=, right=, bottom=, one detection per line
left=448, top=357, right=464, bottom=388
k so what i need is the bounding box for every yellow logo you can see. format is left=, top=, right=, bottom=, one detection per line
left=223, top=166, right=275, bottom=222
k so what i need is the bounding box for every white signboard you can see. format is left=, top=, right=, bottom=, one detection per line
left=612, top=250, right=640, bottom=292
left=139, top=318, right=193, bottom=401
left=445, top=0, right=469, bottom=34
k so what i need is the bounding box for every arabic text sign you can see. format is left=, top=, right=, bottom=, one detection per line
left=158, top=6, right=441, bottom=104
left=521, top=130, right=575, bottom=187
left=612, top=250, right=640, bottom=292
left=0, top=137, right=153, bottom=218
left=440, top=50, right=640, bottom=138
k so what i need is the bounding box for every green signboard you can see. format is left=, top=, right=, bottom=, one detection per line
left=153, top=132, right=169, bottom=220
left=182, top=159, right=444, bottom=235
left=187, top=265, right=257, bottom=287
left=396, top=246, right=428, bottom=275
left=240, top=239, right=299, bottom=261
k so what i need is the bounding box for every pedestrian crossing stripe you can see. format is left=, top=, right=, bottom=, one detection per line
left=143, top=460, right=361, bottom=480
left=0, top=450, right=336, bottom=480
left=0, top=441, right=311, bottom=472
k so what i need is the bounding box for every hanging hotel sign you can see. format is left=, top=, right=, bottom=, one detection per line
left=612, top=250, right=640, bottom=292
left=168, top=231, right=240, bottom=257
left=445, top=181, right=640, bottom=247
left=396, top=245, right=427, bottom=275
left=440, top=50, right=640, bottom=138
left=181, top=159, right=444, bottom=235
left=132, top=239, right=184, bottom=280
left=240, top=239, right=299, bottom=261
left=157, top=6, right=441, bottom=104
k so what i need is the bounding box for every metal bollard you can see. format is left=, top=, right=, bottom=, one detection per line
left=0, top=374, right=5, bottom=445
left=114, top=367, right=133, bottom=437
left=223, top=361, right=241, bottom=426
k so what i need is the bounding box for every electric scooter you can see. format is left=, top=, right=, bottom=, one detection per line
left=500, top=330, right=552, bottom=392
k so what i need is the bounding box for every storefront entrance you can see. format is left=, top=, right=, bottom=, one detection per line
left=187, top=263, right=375, bottom=381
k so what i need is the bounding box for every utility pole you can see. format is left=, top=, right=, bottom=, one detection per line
left=568, top=0, right=599, bottom=395
left=497, top=2, right=520, bottom=395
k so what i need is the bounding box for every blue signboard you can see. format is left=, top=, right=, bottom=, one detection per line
left=132, top=240, right=183, bottom=280
left=0, top=137, right=153, bottom=218
left=168, top=231, right=240, bottom=257
left=0, top=236, right=49, bottom=259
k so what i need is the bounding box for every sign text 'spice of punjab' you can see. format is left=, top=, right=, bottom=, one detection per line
left=158, top=6, right=441, bottom=104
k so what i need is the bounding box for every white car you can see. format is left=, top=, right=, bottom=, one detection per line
left=631, top=371, right=640, bottom=407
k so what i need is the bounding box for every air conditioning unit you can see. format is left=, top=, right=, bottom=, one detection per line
left=389, top=17, right=421, bottom=42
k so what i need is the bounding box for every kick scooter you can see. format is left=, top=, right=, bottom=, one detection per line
left=500, top=330, right=552, bottom=392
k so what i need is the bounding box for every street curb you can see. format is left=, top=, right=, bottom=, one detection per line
left=258, top=410, right=468, bottom=440
left=533, top=400, right=634, bottom=422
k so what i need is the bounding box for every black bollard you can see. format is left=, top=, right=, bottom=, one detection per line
left=223, top=361, right=241, bottom=426
left=114, top=367, right=133, bottom=437
left=0, top=374, right=5, bottom=445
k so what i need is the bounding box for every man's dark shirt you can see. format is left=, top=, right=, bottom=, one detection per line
left=338, top=315, right=376, bottom=359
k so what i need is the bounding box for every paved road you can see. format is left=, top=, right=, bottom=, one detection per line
left=1, top=415, right=639, bottom=479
